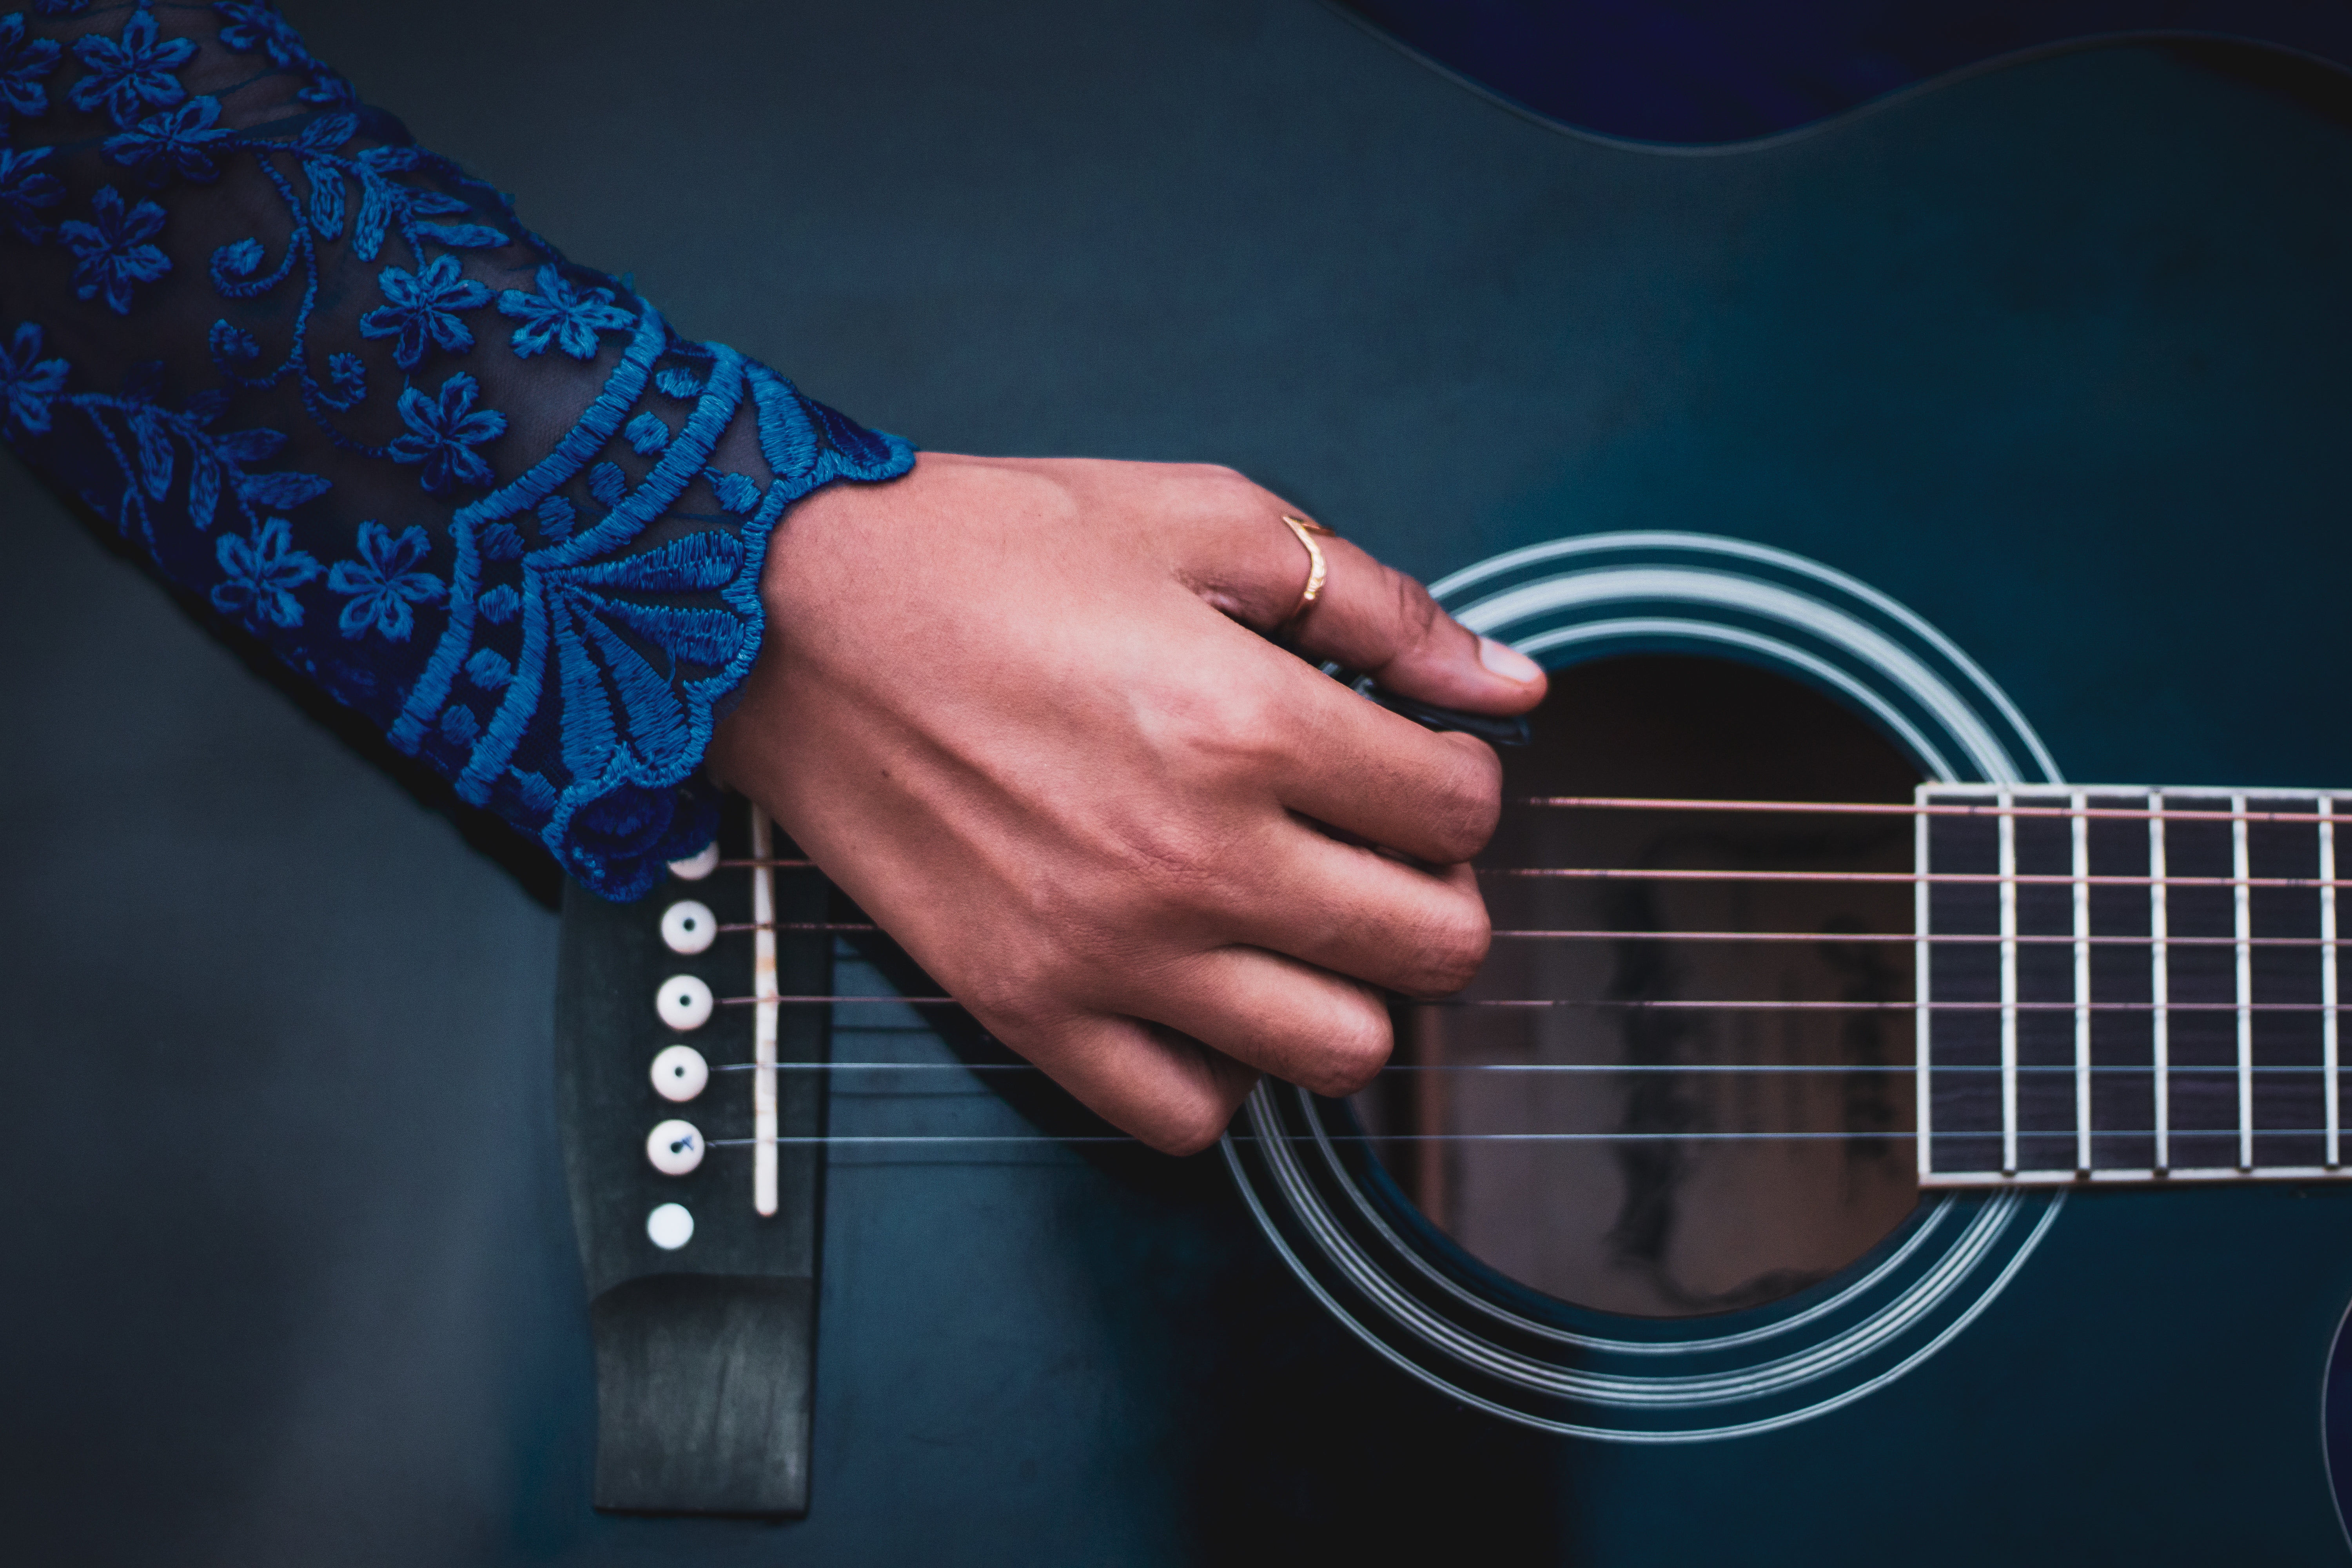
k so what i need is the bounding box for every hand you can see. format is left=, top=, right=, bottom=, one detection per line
left=707, top=454, right=1546, bottom=1152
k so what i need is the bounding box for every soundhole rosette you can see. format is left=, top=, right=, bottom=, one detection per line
left=1221, top=531, right=2066, bottom=1440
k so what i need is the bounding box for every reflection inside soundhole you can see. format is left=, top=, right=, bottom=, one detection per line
left=1351, top=655, right=1922, bottom=1318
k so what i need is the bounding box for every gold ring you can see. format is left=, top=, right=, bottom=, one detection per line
left=1281, top=514, right=1335, bottom=630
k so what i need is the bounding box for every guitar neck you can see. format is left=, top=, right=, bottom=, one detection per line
left=1917, top=784, right=2347, bottom=1188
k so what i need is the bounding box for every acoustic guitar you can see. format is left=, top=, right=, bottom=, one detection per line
left=11, top=2, right=2352, bottom=1563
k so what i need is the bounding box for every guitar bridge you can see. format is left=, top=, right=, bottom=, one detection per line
left=553, top=799, right=830, bottom=1515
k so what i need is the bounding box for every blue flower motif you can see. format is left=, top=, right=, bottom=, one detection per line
left=213, top=0, right=352, bottom=105
left=625, top=412, right=669, bottom=456
left=358, top=255, right=490, bottom=370
left=387, top=372, right=506, bottom=497
left=209, top=318, right=260, bottom=365
left=496, top=265, right=635, bottom=360
left=0, top=321, right=68, bottom=433
left=588, top=460, right=625, bottom=507
left=710, top=471, right=759, bottom=515
left=69, top=9, right=194, bottom=127
left=0, top=145, right=62, bottom=239
left=211, top=517, right=319, bottom=628
left=214, top=2, right=314, bottom=70
left=464, top=648, right=513, bottom=690
left=327, top=352, right=365, bottom=401
left=106, top=96, right=230, bottom=186
left=327, top=520, right=444, bottom=641
left=0, top=14, right=61, bottom=120
left=57, top=185, right=171, bottom=314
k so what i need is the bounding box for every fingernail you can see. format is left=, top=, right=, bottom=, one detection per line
left=1479, top=636, right=1542, bottom=684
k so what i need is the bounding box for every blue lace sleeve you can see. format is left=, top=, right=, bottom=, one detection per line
left=0, top=1, right=913, bottom=898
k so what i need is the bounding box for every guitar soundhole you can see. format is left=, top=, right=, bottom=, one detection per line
left=1352, top=654, right=1924, bottom=1318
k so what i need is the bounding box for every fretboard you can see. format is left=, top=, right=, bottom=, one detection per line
left=1918, top=784, right=2346, bottom=1187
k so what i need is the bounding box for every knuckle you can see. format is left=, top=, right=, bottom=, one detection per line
left=1190, top=461, right=1260, bottom=504
left=1404, top=895, right=1492, bottom=998
left=1207, top=675, right=1288, bottom=761
left=1145, top=1084, right=1240, bottom=1156
left=1384, top=568, right=1446, bottom=654
left=1425, top=740, right=1503, bottom=860
left=955, top=956, right=1063, bottom=1041
left=1167, top=461, right=1268, bottom=528
left=1100, top=808, right=1229, bottom=908
left=1142, top=665, right=1290, bottom=786
left=1302, top=994, right=1393, bottom=1097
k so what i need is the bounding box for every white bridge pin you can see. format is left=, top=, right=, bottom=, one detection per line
left=649, top=1043, right=708, bottom=1102
left=661, top=899, right=716, bottom=955
left=645, top=1120, right=705, bottom=1176
left=666, top=841, right=720, bottom=882
left=655, top=973, right=713, bottom=1032
left=646, top=1203, right=694, bottom=1250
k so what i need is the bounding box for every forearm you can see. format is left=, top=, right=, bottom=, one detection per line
left=0, top=1, right=910, bottom=897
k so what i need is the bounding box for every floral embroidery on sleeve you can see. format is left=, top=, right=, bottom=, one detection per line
left=0, top=1, right=913, bottom=897
left=498, top=264, right=636, bottom=360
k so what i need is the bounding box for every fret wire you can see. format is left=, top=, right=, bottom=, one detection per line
left=2152, top=792, right=2171, bottom=1174
left=1916, top=790, right=1934, bottom=1183
left=2233, top=795, right=2254, bottom=1172
left=1999, top=793, right=2020, bottom=1175
left=2073, top=792, right=2092, bottom=1176
left=2327, top=799, right=2342, bottom=1168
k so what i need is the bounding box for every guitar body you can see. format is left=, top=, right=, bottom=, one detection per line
left=8, top=1, right=2352, bottom=1561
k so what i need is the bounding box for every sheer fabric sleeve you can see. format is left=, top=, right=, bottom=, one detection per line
left=0, top=1, right=913, bottom=898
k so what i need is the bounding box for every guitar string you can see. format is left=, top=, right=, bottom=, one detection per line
left=707, top=791, right=2352, bottom=875
left=701, top=1060, right=2341, bottom=1076
left=689, top=1128, right=2340, bottom=1148
left=700, top=1132, right=1909, bottom=1147
left=1512, top=795, right=2344, bottom=823
left=719, top=861, right=2352, bottom=887
left=710, top=795, right=2349, bottom=873
left=679, top=810, right=2348, bottom=1151
left=715, top=920, right=2345, bottom=950
left=711, top=994, right=2349, bottom=1013
left=1484, top=867, right=2350, bottom=888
